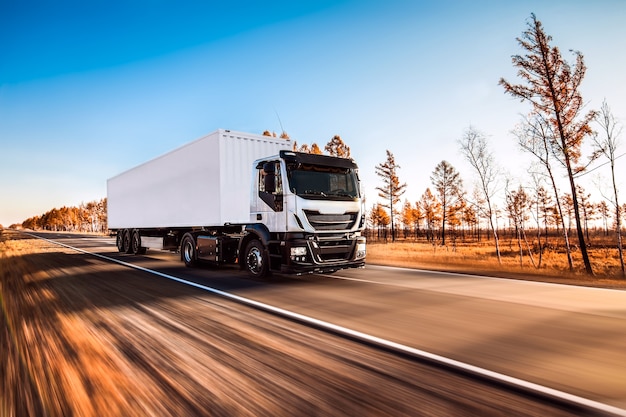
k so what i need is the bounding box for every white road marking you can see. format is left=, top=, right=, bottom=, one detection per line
left=30, top=233, right=626, bottom=417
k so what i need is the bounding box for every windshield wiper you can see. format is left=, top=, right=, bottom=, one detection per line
left=302, top=190, right=327, bottom=197
left=328, top=191, right=354, bottom=198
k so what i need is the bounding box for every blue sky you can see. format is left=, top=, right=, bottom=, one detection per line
left=2, top=0, right=626, bottom=226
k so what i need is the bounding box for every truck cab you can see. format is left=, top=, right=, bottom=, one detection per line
left=244, top=150, right=366, bottom=277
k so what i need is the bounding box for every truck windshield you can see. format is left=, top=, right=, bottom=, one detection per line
left=286, top=164, right=360, bottom=200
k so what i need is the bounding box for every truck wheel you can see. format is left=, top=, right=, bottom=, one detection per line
left=181, top=235, right=197, bottom=267
left=122, top=229, right=132, bottom=254
left=131, top=230, right=146, bottom=255
left=244, top=239, right=270, bottom=279
left=116, top=232, right=124, bottom=252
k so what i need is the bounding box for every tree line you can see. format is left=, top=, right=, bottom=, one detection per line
left=18, top=198, right=108, bottom=234
left=370, top=14, right=624, bottom=277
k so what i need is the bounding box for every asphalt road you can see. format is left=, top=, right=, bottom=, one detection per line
left=6, top=231, right=626, bottom=416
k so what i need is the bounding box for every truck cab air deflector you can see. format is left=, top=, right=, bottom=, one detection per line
left=279, top=150, right=358, bottom=169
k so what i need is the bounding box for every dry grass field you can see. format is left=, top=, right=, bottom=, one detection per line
left=366, top=236, right=626, bottom=289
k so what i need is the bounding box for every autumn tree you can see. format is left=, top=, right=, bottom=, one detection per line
left=325, top=135, right=351, bottom=158
left=293, top=141, right=322, bottom=154
left=375, top=150, right=407, bottom=242
left=461, top=200, right=478, bottom=240
left=310, top=143, right=320, bottom=154
left=445, top=193, right=465, bottom=244
left=505, top=185, right=535, bottom=267
left=401, top=201, right=422, bottom=239
left=419, top=188, right=441, bottom=242
left=369, top=203, right=390, bottom=240
left=459, top=126, right=502, bottom=262
left=500, top=13, right=597, bottom=275
left=262, top=130, right=289, bottom=139
left=411, top=202, right=423, bottom=239
left=593, top=100, right=625, bottom=276
left=430, top=161, right=464, bottom=246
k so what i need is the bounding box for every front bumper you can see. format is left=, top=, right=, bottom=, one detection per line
left=280, top=233, right=366, bottom=275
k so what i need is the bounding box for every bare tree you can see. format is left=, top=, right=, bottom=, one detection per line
left=500, top=13, right=597, bottom=275
left=375, top=150, right=407, bottom=242
left=459, top=126, right=502, bottom=263
left=597, top=200, right=611, bottom=236
left=527, top=171, right=552, bottom=268
left=430, top=161, right=464, bottom=246
left=576, top=185, right=595, bottom=242
left=592, top=100, right=625, bottom=276
left=514, top=117, right=574, bottom=270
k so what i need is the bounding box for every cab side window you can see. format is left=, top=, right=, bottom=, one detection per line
left=258, top=161, right=283, bottom=211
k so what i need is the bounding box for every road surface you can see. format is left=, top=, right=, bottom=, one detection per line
left=2, top=231, right=626, bottom=416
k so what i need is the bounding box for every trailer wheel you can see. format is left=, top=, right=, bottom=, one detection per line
left=181, top=234, right=197, bottom=267
left=244, top=239, right=270, bottom=279
left=131, top=230, right=146, bottom=255
left=116, top=232, right=125, bottom=252
left=122, top=229, right=132, bottom=254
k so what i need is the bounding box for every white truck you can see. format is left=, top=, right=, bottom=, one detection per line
left=107, top=129, right=366, bottom=278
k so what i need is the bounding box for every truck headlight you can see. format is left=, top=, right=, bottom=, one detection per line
left=290, top=246, right=307, bottom=262
left=291, top=247, right=307, bottom=256
left=355, top=242, right=366, bottom=260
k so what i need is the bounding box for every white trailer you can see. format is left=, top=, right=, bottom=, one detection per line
left=107, top=129, right=366, bottom=278
left=108, top=129, right=290, bottom=229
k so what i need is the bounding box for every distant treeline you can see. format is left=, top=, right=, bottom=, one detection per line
left=19, top=198, right=107, bottom=234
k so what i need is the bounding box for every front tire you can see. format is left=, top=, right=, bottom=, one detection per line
left=244, top=239, right=270, bottom=279
left=181, top=234, right=197, bottom=267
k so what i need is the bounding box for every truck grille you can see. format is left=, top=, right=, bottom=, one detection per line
left=316, top=238, right=354, bottom=261
left=303, top=210, right=358, bottom=231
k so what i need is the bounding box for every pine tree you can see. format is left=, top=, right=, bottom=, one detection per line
left=500, top=13, right=597, bottom=275
left=325, top=135, right=351, bottom=158
left=375, top=150, right=406, bottom=242
left=430, top=161, right=463, bottom=246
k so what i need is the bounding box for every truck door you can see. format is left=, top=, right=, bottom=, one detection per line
left=253, top=161, right=287, bottom=232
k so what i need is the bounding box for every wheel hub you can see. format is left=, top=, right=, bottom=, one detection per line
left=247, top=247, right=263, bottom=274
